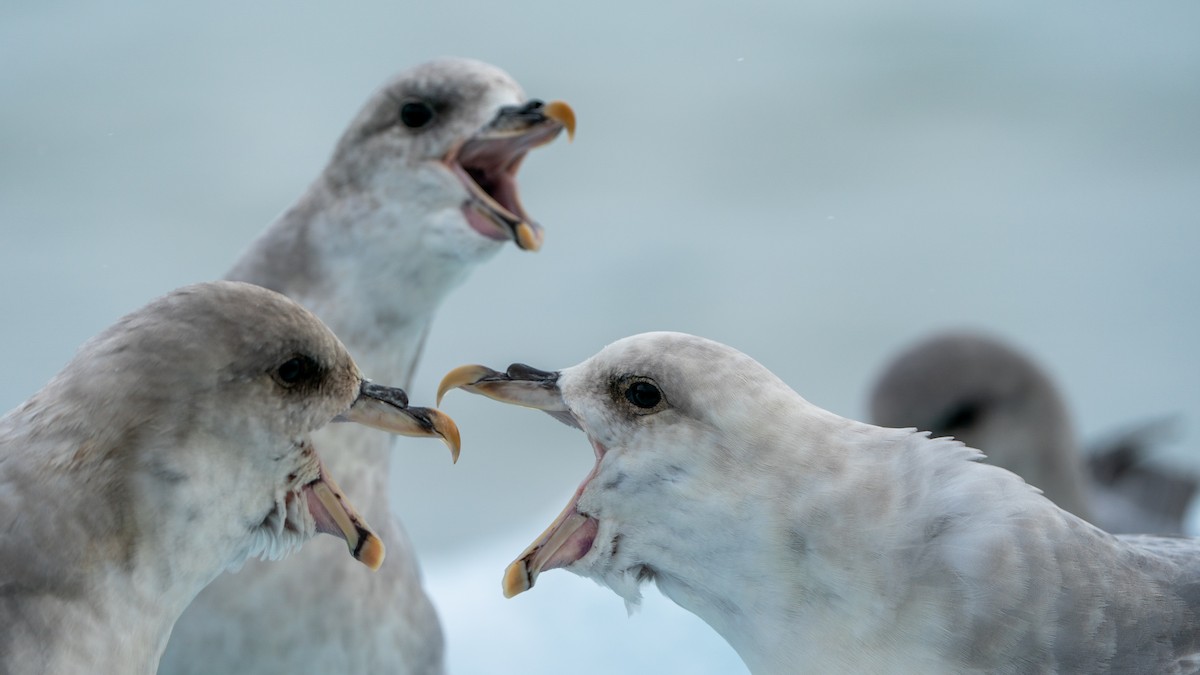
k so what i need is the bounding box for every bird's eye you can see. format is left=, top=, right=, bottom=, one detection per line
left=935, top=401, right=982, bottom=432
left=625, top=380, right=662, bottom=409
left=275, top=354, right=319, bottom=387
left=399, top=101, right=436, bottom=129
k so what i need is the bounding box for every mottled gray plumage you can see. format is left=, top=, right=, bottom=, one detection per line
left=163, top=58, right=570, bottom=673
left=441, top=332, right=1200, bottom=674
left=0, top=282, right=387, bottom=674
left=869, top=331, right=1195, bottom=534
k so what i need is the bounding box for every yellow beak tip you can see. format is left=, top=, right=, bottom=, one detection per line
left=544, top=100, right=576, bottom=142
left=357, top=534, right=386, bottom=571
left=431, top=413, right=463, bottom=464
left=436, top=364, right=494, bottom=406
left=502, top=560, right=532, bottom=598
left=515, top=222, right=544, bottom=252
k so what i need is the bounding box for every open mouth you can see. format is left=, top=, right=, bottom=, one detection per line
left=268, top=456, right=385, bottom=571
left=443, top=99, right=575, bottom=252
left=254, top=453, right=383, bottom=570
left=249, top=379, right=463, bottom=571
left=435, top=362, right=602, bottom=597
left=502, top=437, right=604, bottom=598
left=302, top=468, right=385, bottom=570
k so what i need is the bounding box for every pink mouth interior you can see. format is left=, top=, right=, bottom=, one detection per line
left=460, top=198, right=509, bottom=241
left=542, top=515, right=599, bottom=573
left=302, top=481, right=343, bottom=540
left=449, top=123, right=562, bottom=241
left=537, top=437, right=608, bottom=572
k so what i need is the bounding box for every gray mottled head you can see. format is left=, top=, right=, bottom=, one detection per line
left=438, top=332, right=826, bottom=606
left=6, top=281, right=457, bottom=575
left=330, top=58, right=526, bottom=186
left=557, top=332, right=798, bottom=452
left=51, top=280, right=363, bottom=452
left=0, top=281, right=464, bottom=671
left=868, top=331, right=1090, bottom=518
left=229, top=58, right=574, bottom=329
left=320, top=57, right=572, bottom=254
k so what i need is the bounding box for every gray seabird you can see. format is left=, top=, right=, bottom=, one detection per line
left=162, top=57, right=574, bottom=674
left=0, top=281, right=459, bottom=675
left=868, top=331, right=1195, bottom=534
left=438, top=331, right=1200, bottom=675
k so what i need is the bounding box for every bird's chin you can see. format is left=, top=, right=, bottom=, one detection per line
left=502, top=437, right=610, bottom=598
left=461, top=203, right=515, bottom=243
left=233, top=457, right=385, bottom=573
left=567, top=522, right=658, bottom=610
left=234, top=488, right=315, bottom=572
left=602, top=562, right=657, bottom=611
left=441, top=104, right=571, bottom=253
left=502, top=506, right=600, bottom=598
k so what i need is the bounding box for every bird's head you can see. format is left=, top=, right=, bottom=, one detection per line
left=437, top=332, right=798, bottom=604
left=55, top=281, right=460, bottom=572
left=867, top=331, right=1083, bottom=515
left=326, top=57, right=575, bottom=261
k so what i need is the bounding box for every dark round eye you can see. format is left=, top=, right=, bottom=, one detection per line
left=935, top=401, right=982, bottom=433
left=399, top=101, right=435, bottom=128
left=276, top=355, right=319, bottom=386
left=625, top=381, right=662, bottom=409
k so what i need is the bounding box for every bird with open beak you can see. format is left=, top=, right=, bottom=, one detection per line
left=165, top=58, right=574, bottom=675
left=0, top=281, right=460, bottom=675
left=439, top=332, right=1200, bottom=675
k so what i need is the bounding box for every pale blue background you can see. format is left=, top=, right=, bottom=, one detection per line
left=2, top=2, right=1197, bottom=672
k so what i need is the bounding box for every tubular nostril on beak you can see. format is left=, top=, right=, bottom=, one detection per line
left=498, top=99, right=546, bottom=117
left=506, top=363, right=558, bottom=381
left=360, top=381, right=409, bottom=408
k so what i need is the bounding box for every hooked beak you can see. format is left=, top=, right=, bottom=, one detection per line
left=444, top=99, right=576, bottom=252
left=477, top=99, right=576, bottom=142
left=337, top=380, right=462, bottom=463
left=437, top=362, right=597, bottom=597
left=437, top=363, right=568, bottom=416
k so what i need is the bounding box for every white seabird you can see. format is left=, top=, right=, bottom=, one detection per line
left=869, top=331, right=1195, bottom=534
left=0, top=281, right=459, bottom=675
left=162, top=58, right=574, bottom=674
left=438, top=331, right=1200, bottom=674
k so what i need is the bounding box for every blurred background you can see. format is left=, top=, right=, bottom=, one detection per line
left=2, top=1, right=1197, bottom=672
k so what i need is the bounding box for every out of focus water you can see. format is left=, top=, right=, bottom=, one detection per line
left=2, top=1, right=1198, bottom=673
